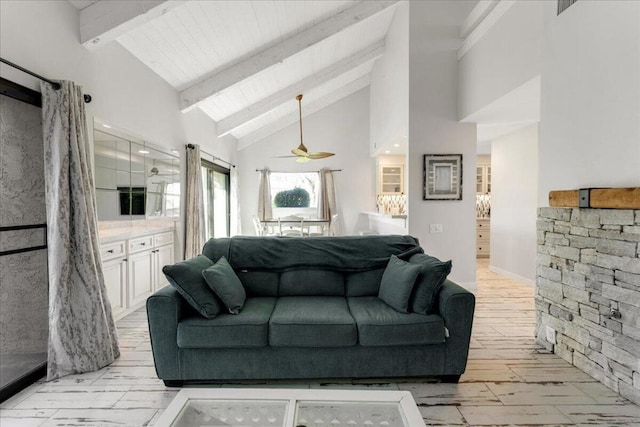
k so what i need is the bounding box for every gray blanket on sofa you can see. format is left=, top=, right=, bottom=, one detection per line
left=203, top=235, right=424, bottom=272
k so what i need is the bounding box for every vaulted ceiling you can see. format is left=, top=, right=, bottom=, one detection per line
left=69, top=0, right=400, bottom=149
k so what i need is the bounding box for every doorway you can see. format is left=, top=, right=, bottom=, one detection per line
left=201, top=160, right=230, bottom=238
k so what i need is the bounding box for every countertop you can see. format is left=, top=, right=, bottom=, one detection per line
left=363, top=212, right=407, bottom=220
left=98, top=221, right=175, bottom=244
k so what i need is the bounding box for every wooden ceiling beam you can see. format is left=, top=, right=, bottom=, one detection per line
left=216, top=40, right=384, bottom=137
left=179, top=0, right=399, bottom=113
left=80, top=0, right=186, bottom=50
left=236, top=74, right=371, bottom=150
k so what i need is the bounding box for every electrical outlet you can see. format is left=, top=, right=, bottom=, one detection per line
left=545, top=326, right=556, bottom=344
left=429, top=224, right=443, bottom=233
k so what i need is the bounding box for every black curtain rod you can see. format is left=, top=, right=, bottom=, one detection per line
left=187, top=143, right=236, bottom=168
left=0, top=57, right=92, bottom=103
left=256, top=169, right=342, bottom=172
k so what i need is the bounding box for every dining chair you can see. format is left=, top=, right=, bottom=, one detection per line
left=278, top=215, right=305, bottom=236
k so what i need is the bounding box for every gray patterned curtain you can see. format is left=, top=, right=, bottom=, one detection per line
left=257, top=168, right=272, bottom=221
left=185, top=144, right=205, bottom=258
left=41, top=81, right=119, bottom=381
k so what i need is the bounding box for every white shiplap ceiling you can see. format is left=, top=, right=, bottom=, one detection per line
left=71, top=0, right=399, bottom=147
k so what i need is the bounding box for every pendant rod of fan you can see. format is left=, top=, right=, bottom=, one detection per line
left=297, top=94, right=304, bottom=150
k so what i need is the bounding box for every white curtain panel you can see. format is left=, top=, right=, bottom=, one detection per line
left=230, top=166, right=241, bottom=236
left=185, top=144, right=205, bottom=258
left=41, top=81, right=119, bottom=381
left=257, top=168, right=272, bottom=221
left=319, top=168, right=339, bottom=236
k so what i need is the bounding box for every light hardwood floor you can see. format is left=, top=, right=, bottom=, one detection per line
left=2, top=259, right=639, bottom=426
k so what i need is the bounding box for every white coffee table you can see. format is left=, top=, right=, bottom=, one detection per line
left=154, top=388, right=426, bottom=427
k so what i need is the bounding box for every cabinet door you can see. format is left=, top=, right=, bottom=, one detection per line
left=103, top=258, right=127, bottom=317
left=128, top=250, right=154, bottom=307
left=380, top=165, right=404, bottom=194
left=154, top=244, right=174, bottom=290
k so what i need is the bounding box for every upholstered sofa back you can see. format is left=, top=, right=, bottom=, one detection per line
left=201, top=235, right=423, bottom=298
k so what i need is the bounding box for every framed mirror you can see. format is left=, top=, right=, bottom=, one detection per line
left=93, top=124, right=180, bottom=221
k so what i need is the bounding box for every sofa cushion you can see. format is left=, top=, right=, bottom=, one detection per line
left=236, top=270, right=279, bottom=297
left=345, top=268, right=385, bottom=297
left=202, top=257, right=246, bottom=314
left=177, top=297, right=276, bottom=348
left=409, top=253, right=452, bottom=315
left=269, top=297, right=357, bottom=347
left=163, top=254, right=222, bottom=319
left=279, top=270, right=344, bottom=296
left=378, top=255, right=421, bottom=313
left=348, top=297, right=446, bottom=346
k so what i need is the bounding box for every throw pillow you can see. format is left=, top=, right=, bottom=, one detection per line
left=202, top=256, right=246, bottom=315
left=162, top=254, right=222, bottom=319
left=408, top=253, right=452, bottom=315
left=378, top=255, right=422, bottom=313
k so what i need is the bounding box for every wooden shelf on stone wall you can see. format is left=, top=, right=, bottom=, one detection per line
left=549, top=187, right=640, bottom=209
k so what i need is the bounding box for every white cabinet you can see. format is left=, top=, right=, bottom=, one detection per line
left=379, top=165, right=404, bottom=194
left=100, top=241, right=127, bottom=316
left=103, top=258, right=127, bottom=316
left=476, top=165, right=491, bottom=194
left=99, top=228, right=174, bottom=319
left=128, top=249, right=154, bottom=307
left=154, top=243, right=174, bottom=290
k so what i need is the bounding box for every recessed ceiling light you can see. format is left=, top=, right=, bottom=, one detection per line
left=393, top=143, right=400, bottom=147
left=102, top=124, right=111, bottom=128
left=384, top=150, right=391, bottom=154
left=138, top=150, right=150, bottom=154
left=171, top=149, right=179, bottom=154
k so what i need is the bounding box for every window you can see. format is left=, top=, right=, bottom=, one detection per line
left=201, top=160, right=230, bottom=238
left=269, top=172, right=320, bottom=217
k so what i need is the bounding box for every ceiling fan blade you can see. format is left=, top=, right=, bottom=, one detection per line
left=292, top=147, right=308, bottom=156
left=272, top=155, right=298, bottom=158
left=296, top=156, right=311, bottom=163
left=307, top=152, right=335, bottom=159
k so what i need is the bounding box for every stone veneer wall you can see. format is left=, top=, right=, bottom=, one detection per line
left=536, top=207, right=640, bottom=405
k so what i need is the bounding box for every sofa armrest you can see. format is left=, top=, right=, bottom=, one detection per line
left=438, top=279, right=475, bottom=374
left=146, top=286, right=187, bottom=380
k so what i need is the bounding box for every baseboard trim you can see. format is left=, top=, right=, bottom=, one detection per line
left=489, top=265, right=535, bottom=287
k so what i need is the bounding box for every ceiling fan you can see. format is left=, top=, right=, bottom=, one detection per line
left=279, top=94, right=334, bottom=163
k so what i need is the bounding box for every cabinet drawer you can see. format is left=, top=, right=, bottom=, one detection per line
left=129, top=235, right=153, bottom=254
left=476, top=231, right=489, bottom=241
left=477, top=244, right=490, bottom=254
left=154, top=231, right=173, bottom=246
left=476, top=220, right=490, bottom=229
left=100, top=241, right=126, bottom=261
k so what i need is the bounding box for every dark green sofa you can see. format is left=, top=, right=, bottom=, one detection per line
left=147, top=235, right=475, bottom=387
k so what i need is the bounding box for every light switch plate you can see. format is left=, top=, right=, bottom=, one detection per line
left=429, top=224, right=443, bottom=233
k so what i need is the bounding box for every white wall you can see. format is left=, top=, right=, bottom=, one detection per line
left=408, top=1, right=478, bottom=287
left=237, top=88, right=374, bottom=236
left=458, top=1, right=549, bottom=121
left=490, top=124, right=539, bottom=284
left=538, top=1, right=640, bottom=205
left=0, top=0, right=236, bottom=258
left=369, top=1, right=408, bottom=155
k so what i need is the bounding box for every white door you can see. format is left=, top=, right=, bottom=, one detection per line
left=128, top=250, right=154, bottom=307
left=103, top=258, right=127, bottom=317
left=155, top=244, right=174, bottom=290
